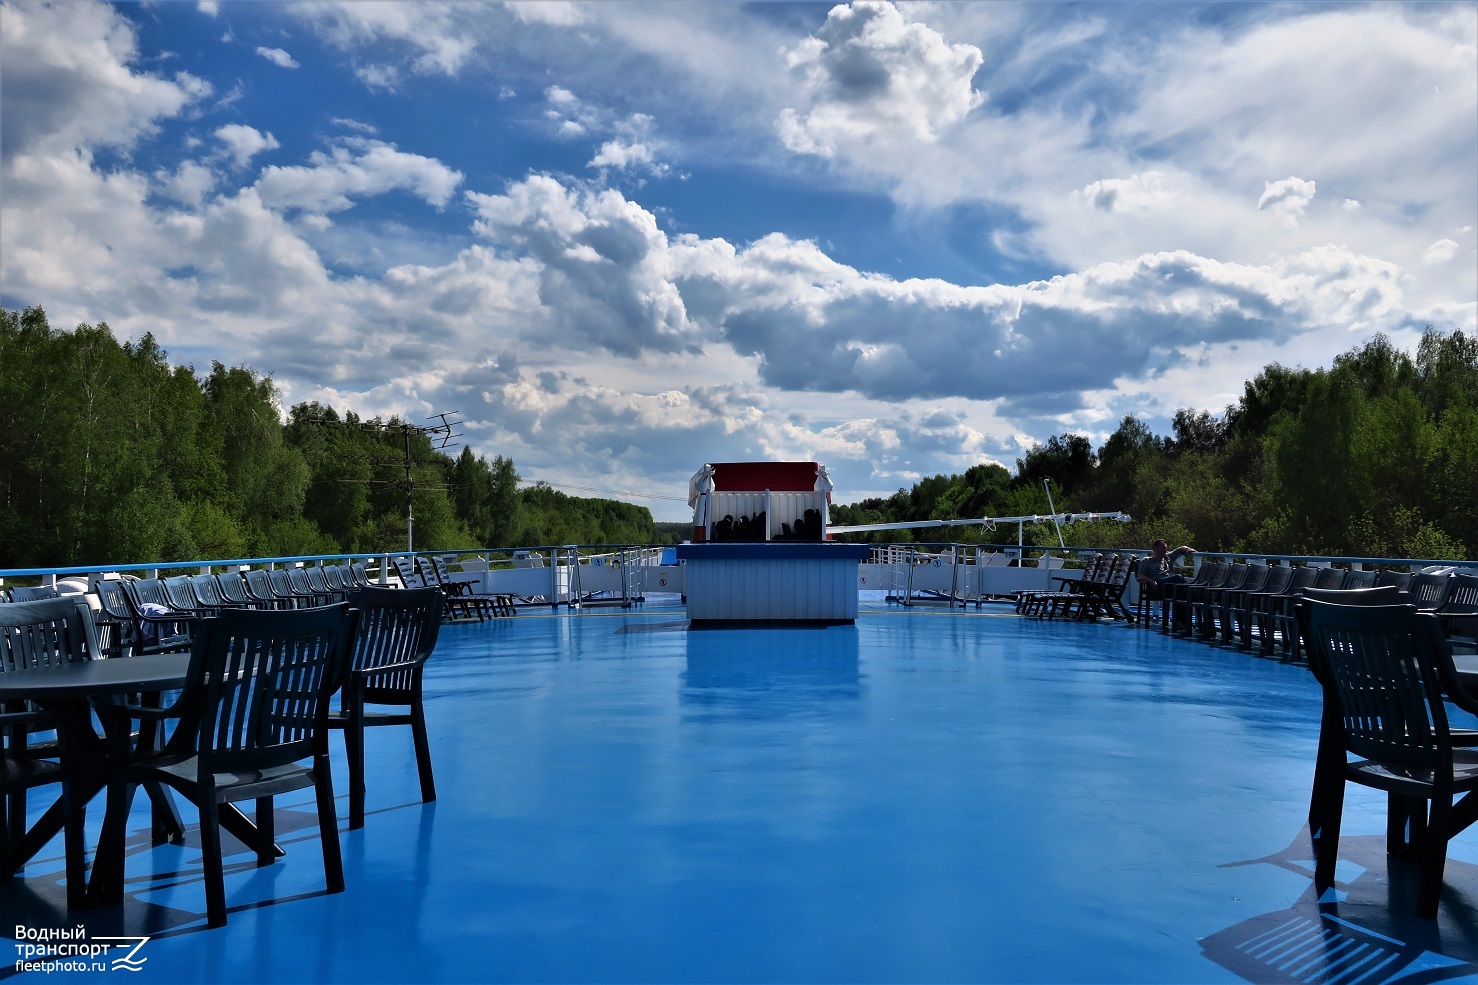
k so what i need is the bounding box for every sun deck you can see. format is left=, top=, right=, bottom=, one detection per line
left=7, top=598, right=1478, bottom=983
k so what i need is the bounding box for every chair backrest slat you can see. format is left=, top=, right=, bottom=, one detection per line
left=1299, top=601, right=1454, bottom=772
left=0, top=597, right=102, bottom=670
left=1407, top=573, right=1451, bottom=610
left=344, top=587, right=444, bottom=698
left=172, top=605, right=355, bottom=774
left=1259, top=566, right=1293, bottom=595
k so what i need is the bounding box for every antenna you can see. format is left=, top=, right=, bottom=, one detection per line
left=310, top=412, right=464, bottom=552
left=1042, top=478, right=1066, bottom=549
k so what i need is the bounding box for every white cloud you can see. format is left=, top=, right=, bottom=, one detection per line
left=255, top=46, right=300, bottom=69
left=155, top=160, right=219, bottom=207
left=504, top=2, right=583, bottom=27
left=1423, top=238, right=1459, bottom=263
left=214, top=123, right=280, bottom=168
left=777, top=0, right=985, bottom=157
left=255, top=140, right=464, bottom=213
left=467, top=175, right=699, bottom=356
left=1256, top=176, right=1316, bottom=224
left=589, top=140, right=654, bottom=169
left=3, top=1, right=1473, bottom=521
left=1076, top=171, right=1173, bottom=213
left=198, top=1, right=219, bottom=16
left=0, top=0, right=210, bottom=161
left=292, top=2, right=479, bottom=76
left=354, top=63, right=401, bottom=91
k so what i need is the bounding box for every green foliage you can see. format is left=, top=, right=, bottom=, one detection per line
left=0, top=308, right=666, bottom=566
left=832, top=326, right=1476, bottom=560
left=3, top=307, right=1471, bottom=564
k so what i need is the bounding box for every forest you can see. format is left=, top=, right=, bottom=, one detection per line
left=831, top=327, right=1477, bottom=560
left=0, top=306, right=667, bottom=568
left=2, top=305, right=1474, bottom=567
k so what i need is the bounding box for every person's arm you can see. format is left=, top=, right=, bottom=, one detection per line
left=1167, top=545, right=1195, bottom=564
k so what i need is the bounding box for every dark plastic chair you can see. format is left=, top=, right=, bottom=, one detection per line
left=286, top=567, right=333, bottom=607
left=1251, top=566, right=1322, bottom=657
left=1161, top=560, right=1224, bottom=634
left=1435, top=573, right=1478, bottom=654
left=96, top=579, right=192, bottom=656
left=1228, top=565, right=1293, bottom=650
left=191, top=574, right=246, bottom=613
left=8, top=586, right=60, bottom=602
left=322, top=565, right=355, bottom=594
left=1297, top=600, right=1478, bottom=919
left=241, top=569, right=284, bottom=609
left=1204, top=564, right=1272, bottom=644
left=1, top=597, right=103, bottom=899
left=1408, top=572, right=1453, bottom=611
left=329, top=587, right=444, bottom=829
left=303, top=566, right=345, bottom=603
left=1376, top=569, right=1415, bottom=592
left=100, top=604, right=357, bottom=927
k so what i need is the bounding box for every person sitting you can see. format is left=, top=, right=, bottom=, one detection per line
left=1139, top=539, right=1195, bottom=584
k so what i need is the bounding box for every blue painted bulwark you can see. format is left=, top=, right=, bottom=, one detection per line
left=677, top=544, right=870, bottom=621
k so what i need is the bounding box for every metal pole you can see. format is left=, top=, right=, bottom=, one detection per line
left=1043, top=478, right=1065, bottom=549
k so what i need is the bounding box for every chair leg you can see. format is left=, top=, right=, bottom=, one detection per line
left=95, top=777, right=137, bottom=907
left=345, top=707, right=366, bottom=831
left=200, top=798, right=228, bottom=928
left=1313, top=777, right=1345, bottom=899
left=411, top=698, right=436, bottom=804
left=61, top=773, right=90, bottom=910
left=5, top=789, right=23, bottom=854
left=145, top=781, right=185, bottom=845
left=314, top=758, right=344, bottom=895
left=1417, top=796, right=1451, bottom=919
left=255, top=797, right=275, bottom=867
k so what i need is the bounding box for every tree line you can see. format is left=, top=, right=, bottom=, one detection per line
left=4, top=306, right=1473, bottom=566
left=831, top=328, right=1477, bottom=560
left=0, top=307, right=669, bottom=568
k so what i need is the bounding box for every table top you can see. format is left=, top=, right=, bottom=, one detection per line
left=0, top=652, right=191, bottom=699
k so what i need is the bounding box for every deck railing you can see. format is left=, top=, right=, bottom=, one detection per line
left=3, top=544, right=1474, bottom=611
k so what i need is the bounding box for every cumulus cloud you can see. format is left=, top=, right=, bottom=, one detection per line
left=586, top=113, right=671, bottom=177
left=777, top=0, right=985, bottom=157
left=256, top=46, right=300, bottom=69
left=155, top=160, right=219, bottom=206
left=292, top=2, right=479, bottom=76
left=0, top=1, right=210, bottom=162
left=1423, top=238, right=1459, bottom=263
left=467, top=175, right=699, bottom=356
left=255, top=139, right=464, bottom=213
left=215, top=124, right=280, bottom=168
left=1257, top=176, right=1316, bottom=223
left=459, top=174, right=1412, bottom=412
left=1076, top=172, right=1173, bottom=213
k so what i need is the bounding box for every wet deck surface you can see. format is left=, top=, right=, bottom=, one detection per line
left=7, top=600, right=1478, bottom=983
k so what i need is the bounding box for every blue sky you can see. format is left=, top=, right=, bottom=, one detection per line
left=2, top=1, right=1475, bottom=521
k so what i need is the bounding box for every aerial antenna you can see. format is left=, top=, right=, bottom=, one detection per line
left=310, top=412, right=464, bottom=552
left=1042, top=478, right=1066, bottom=549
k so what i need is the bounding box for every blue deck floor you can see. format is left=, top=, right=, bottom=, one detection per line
left=7, top=600, right=1478, bottom=983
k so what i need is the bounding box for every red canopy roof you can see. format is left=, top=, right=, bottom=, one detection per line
left=709, top=462, right=820, bottom=493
